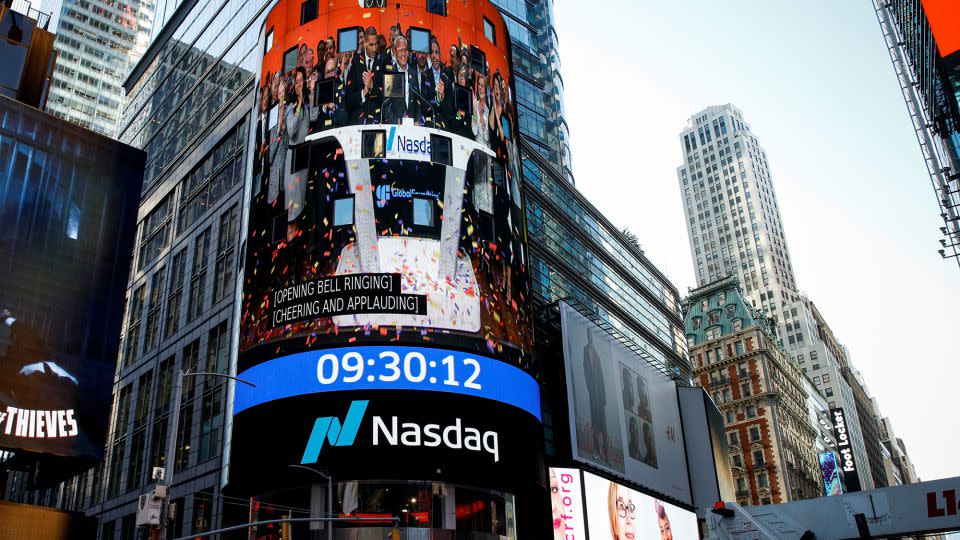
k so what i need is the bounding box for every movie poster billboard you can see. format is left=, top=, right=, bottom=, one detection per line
left=559, top=303, right=691, bottom=505
left=0, top=100, right=144, bottom=460
left=819, top=451, right=844, bottom=496
left=230, top=0, right=539, bottom=492
left=583, top=472, right=698, bottom=540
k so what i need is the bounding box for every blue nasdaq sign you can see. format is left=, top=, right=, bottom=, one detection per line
left=234, top=345, right=542, bottom=421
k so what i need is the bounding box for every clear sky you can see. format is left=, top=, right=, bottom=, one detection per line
left=554, top=0, right=960, bottom=482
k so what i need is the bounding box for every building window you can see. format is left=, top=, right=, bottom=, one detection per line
left=123, top=284, right=146, bottom=367
left=732, top=454, right=743, bottom=468
left=176, top=340, right=201, bottom=471
left=757, top=472, right=769, bottom=488
left=735, top=340, right=745, bottom=355
left=137, top=194, right=173, bottom=271
left=753, top=450, right=765, bottom=467
left=426, top=0, right=445, bottom=15
left=333, top=196, right=354, bottom=226
left=145, top=267, right=165, bottom=351
left=701, top=299, right=710, bottom=311
left=213, top=205, right=238, bottom=304
left=825, top=387, right=834, bottom=397
left=127, top=370, right=153, bottom=491
left=164, top=250, right=186, bottom=338
left=300, top=0, right=317, bottom=24
left=706, top=326, right=721, bottom=340
left=187, top=228, right=211, bottom=322
left=483, top=17, right=496, bottom=44
left=692, top=316, right=702, bottom=329
left=746, top=405, right=757, bottom=418
left=723, top=388, right=732, bottom=402
left=708, top=310, right=721, bottom=324
left=264, top=28, right=274, bottom=54
left=749, top=426, right=761, bottom=441
left=726, top=410, right=735, bottom=423
left=283, top=46, right=299, bottom=74
left=741, top=383, right=751, bottom=397
left=736, top=477, right=748, bottom=495
left=413, top=196, right=435, bottom=227
left=729, top=431, right=739, bottom=446
left=812, top=363, right=820, bottom=370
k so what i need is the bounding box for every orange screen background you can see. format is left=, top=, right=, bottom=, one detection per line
left=260, top=0, right=513, bottom=84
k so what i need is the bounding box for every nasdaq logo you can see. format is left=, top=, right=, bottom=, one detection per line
left=300, top=400, right=368, bottom=464
left=375, top=184, right=391, bottom=207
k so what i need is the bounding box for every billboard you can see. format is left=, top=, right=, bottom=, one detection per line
left=583, top=472, right=698, bottom=540
left=0, top=97, right=143, bottom=460
left=549, top=467, right=586, bottom=540
left=921, top=0, right=960, bottom=58
left=559, top=303, right=691, bottom=505
left=819, top=451, right=844, bottom=496
left=231, top=0, right=537, bottom=493
left=829, top=407, right=862, bottom=492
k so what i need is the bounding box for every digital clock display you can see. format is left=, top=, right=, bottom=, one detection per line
left=234, top=345, right=541, bottom=421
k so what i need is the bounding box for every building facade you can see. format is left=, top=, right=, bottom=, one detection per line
left=8, top=0, right=689, bottom=536
left=683, top=277, right=820, bottom=506
left=44, top=0, right=155, bottom=135
left=782, top=296, right=875, bottom=491
left=874, top=0, right=960, bottom=268
left=677, top=104, right=800, bottom=336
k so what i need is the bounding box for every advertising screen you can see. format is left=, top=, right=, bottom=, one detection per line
left=232, top=0, right=536, bottom=493
left=559, top=303, right=691, bottom=505
left=583, top=472, right=698, bottom=540
left=829, top=407, right=862, bottom=492
left=549, top=467, right=586, bottom=540
left=0, top=100, right=143, bottom=460
left=819, top=451, right=844, bottom=496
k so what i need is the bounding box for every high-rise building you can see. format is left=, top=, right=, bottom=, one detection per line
left=43, top=0, right=154, bottom=136
left=874, top=0, right=960, bottom=268
left=677, top=104, right=800, bottom=334
left=17, top=0, right=691, bottom=535
left=842, top=366, right=889, bottom=490
left=682, top=277, right=821, bottom=506
left=782, top=296, right=875, bottom=491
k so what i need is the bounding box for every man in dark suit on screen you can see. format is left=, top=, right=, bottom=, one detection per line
left=345, top=26, right=385, bottom=124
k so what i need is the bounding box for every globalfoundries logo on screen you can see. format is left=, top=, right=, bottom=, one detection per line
left=300, top=400, right=500, bottom=464
left=0, top=406, right=79, bottom=439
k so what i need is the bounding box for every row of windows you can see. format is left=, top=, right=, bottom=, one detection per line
left=106, top=321, right=230, bottom=502
left=122, top=204, right=239, bottom=368
left=522, top=156, right=679, bottom=316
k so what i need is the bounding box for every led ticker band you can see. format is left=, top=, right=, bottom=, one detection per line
left=234, top=346, right=542, bottom=421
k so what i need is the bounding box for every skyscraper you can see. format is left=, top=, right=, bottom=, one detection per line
left=677, top=104, right=799, bottom=332
left=44, top=0, right=155, bottom=136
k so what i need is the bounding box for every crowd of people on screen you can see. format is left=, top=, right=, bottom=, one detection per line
left=255, top=24, right=515, bottom=151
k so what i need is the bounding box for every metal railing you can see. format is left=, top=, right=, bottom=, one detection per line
left=6, top=0, right=52, bottom=30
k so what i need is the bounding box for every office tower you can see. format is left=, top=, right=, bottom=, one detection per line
left=874, top=0, right=960, bottom=267
left=842, top=367, right=889, bottom=489
left=783, top=296, right=875, bottom=491
left=43, top=0, right=154, bottom=136
left=677, top=104, right=800, bottom=333
left=682, top=277, right=821, bottom=505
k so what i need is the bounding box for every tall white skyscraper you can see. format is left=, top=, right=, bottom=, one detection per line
left=677, top=104, right=799, bottom=330
left=44, top=0, right=154, bottom=136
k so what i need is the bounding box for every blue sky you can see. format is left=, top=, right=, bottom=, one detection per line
left=554, top=0, right=960, bottom=482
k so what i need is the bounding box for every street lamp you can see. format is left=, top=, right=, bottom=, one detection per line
left=159, top=369, right=255, bottom=540
left=288, top=464, right=334, bottom=540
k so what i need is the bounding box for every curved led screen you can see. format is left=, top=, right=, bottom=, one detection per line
left=231, top=0, right=538, bottom=493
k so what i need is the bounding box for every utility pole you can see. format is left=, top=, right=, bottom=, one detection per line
left=288, top=464, right=334, bottom=540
